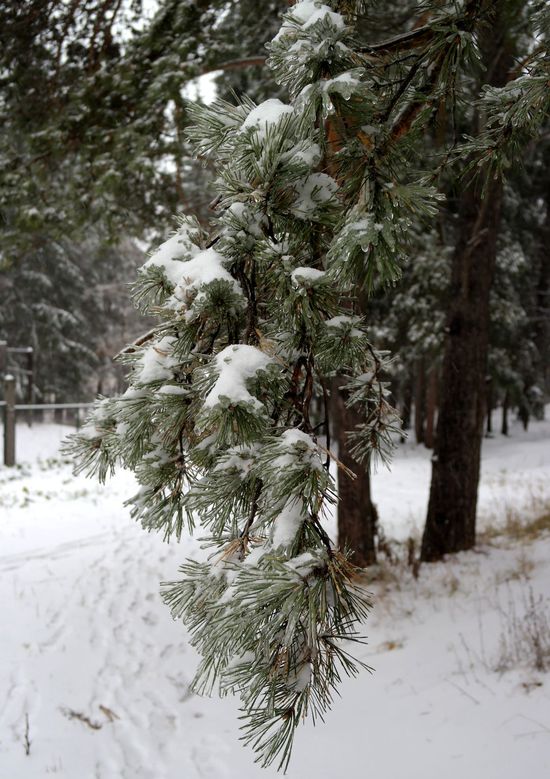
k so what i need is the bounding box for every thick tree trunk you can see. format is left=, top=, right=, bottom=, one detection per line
left=421, top=179, right=503, bottom=561
left=534, top=188, right=550, bottom=397
left=420, top=2, right=514, bottom=562
left=332, top=382, right=378, bottom=567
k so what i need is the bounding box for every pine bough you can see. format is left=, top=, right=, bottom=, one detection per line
left=66, top=0, right=492, bottom=770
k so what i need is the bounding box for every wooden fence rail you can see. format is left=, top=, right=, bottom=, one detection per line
left=1, top=375, right=94, bottom=466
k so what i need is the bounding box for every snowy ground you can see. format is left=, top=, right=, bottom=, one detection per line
left=1, top=417, right=549, bottom=778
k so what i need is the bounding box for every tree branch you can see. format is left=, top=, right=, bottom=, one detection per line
left=199, top=56, right=266, bottom=78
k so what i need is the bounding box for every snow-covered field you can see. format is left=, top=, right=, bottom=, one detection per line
left=1, top=417, right=549, bottom=778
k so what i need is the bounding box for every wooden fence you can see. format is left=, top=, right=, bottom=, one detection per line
left=1, top=375, right=94, bottom=466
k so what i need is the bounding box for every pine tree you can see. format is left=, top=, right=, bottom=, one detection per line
left=0, top=0, right=287, bottom=398
left=421, top=0, right=550, bottom=561
left=0, top=233, right=149, bottom=401
left=69, top=0, right=498, bottom=769
left=0, top=0, right=286, bottom=255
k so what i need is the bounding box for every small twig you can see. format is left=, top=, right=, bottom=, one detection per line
left=310, top=513, right=334, bottom=556
left=445, top=678, right=481, bottom=706
left=320, top=377, right=331, bottom=470
left=199, top=56, right=267, bottom=77
left=317, top=442, right=357, bottom=480
left=380, top=51, right=428, bottom=124
left=61, top=707, right=102, bottom=730
left=23, top=712, right=31, bottom=756
left=300, top=353, right=315, bottom=431
left=99, top=704, right=120, bottom=722
left=509, top=714, right=550, bottom=739
left=240, top=481, right=263, bottom=548
left=114, top=327, right=158, bottom=358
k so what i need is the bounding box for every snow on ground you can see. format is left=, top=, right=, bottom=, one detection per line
left=1, top=416, right=549, bottom=778
left=371, top=417, right=550, bottom=542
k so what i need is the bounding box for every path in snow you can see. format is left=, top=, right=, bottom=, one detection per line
left=0, top=417, right=549, bottom=778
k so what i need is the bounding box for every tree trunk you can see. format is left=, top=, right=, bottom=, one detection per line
left=534, top=188, right=550, bottom=397
left=332, top=382, right=378, bottom=567
left=414, top=358, right=426, bottom=444
left=501, top=391, right=509, bottom=435
left=424, top=367, right=438, bottom=449
left=400, top=377, right=413, bottom=443
left=518, top=398, right=529, bottom=431
left=420, top=2, right=514, bottom=562
left=421, top=179, right=503, bottom=560
left=486, top=377, right=493, bottom=436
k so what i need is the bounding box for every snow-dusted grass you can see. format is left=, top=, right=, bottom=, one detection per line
left=1, top=416, right=549, bottom=778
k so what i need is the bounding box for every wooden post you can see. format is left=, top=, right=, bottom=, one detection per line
left=26, top=347, right=34, bottom=426
left=3, top=374, right=16, bottom=467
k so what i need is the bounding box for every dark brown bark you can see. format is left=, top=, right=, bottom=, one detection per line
left=421, top=178, right=503, bottom=560
left=332, top=382, right=378, bottom=567
left=534, top=187, right=550, bottom=395
left=420, top=1, right=515, bottom=562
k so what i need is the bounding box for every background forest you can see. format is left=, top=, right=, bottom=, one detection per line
left=2, top=0, right=547, bottom=411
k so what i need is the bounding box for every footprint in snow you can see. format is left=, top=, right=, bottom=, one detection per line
left=141, top=612, right=159, bottom=627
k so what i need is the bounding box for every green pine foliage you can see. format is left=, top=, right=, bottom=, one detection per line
left=460, top=1, right=550, bottom=182
left=363, top=0, right=550, bottom=434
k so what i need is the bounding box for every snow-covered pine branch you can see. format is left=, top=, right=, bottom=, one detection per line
left=68, top=0, right=499, bottom=770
